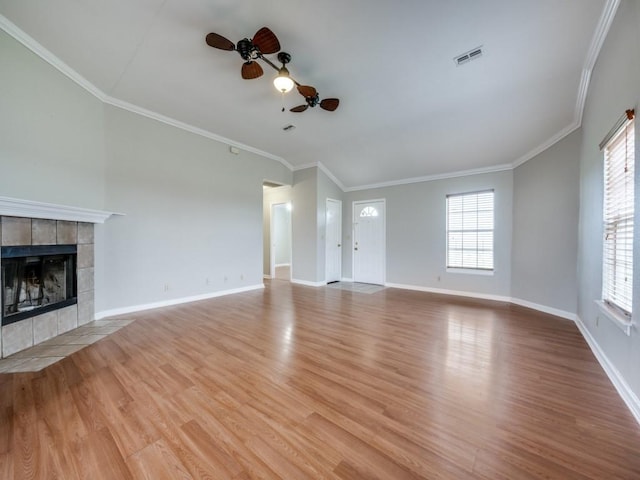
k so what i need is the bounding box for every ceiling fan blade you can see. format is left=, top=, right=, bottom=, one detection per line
left=290, top=105, right=309, bottom=113
left=252, top=27, right=280, bottom=54
left=241, top=61, right=263, bottom=79
left=205, top=32, right=235, bottom=51
left=297, top=85, right=317, bottom=98
left=320, top=98, right=340, bottom=111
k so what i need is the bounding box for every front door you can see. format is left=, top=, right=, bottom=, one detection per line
left=353, top=200, right=385, bottom=285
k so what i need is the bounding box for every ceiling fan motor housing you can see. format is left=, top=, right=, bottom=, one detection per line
left=307, top=93, right=320, bottom=107
left=237, top=38, right=255, bottom=60
left=277, top=52, right=291, bottom=65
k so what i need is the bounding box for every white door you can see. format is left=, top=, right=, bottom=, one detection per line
left=325, top=198, right=342, bottom=283
left=353, top=200, right=385, bottom=285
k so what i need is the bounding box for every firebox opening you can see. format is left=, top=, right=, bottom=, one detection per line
left=1, top=245, right=77, bottom=326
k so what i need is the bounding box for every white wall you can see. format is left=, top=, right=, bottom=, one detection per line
left=343, top=170, right=513, bottom=298
left=577, top=0, right=640, bottom=402
left=512, top=129, right=581, bottom=315
left=0, top=30, right=293, bottom=316
left=0, top=31, right=105, bottom=208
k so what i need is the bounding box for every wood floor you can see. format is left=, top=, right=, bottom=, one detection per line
left=1, top=280, right=639, bottom=479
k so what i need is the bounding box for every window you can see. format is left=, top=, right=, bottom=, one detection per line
left=446, top=190, right=494, bottom=271
left=602, top=112, right=635, bottom=317
left=360, top=206, right=379, bottom=217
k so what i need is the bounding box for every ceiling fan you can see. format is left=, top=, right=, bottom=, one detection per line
left=205, top=27, right=339, bottom=113
left=290, top=85, right=339, bottom=113
left=205, top=27, right=280, bottom=80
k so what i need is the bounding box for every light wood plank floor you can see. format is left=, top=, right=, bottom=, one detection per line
left=1, top=280, right=639, bottom=479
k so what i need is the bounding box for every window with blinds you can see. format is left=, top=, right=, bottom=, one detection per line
left=602, top=116, right=635, bottom=316
left=446, top=190, right=494, bottom=271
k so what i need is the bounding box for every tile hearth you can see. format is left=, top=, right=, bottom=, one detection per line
left=0, top=318, right=134, bottom=373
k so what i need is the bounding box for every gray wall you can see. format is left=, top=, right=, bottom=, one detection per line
left=343, top=170, right=513, bottom=298
left=1, top=30, right=292, bottom=315
left=290, top=166, right=343, bottom=284
left=512, top=129, right=581, bottom=313
left=291, top=168, right=318, bottom=282
left=577, top=0, right=640, bottom=398
left=0, top=30, right=105, bottom=209
left=101, top=105, right=290, bottom=311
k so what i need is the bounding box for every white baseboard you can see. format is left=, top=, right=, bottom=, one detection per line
left=575, top=316, right=640, bottom=425
left=290, top=278, right=326, bottom=287
left=385, top=282, right=511, bottom=303
left=384, top=281, right=638, bottom=425
left=341, top=277, right=354, bottom=282
left=274, top=263, right=291, bottom=268
left=510, top=297, right=576, bottom=321
left=95, top=284, right=264, bottom=320
left=384, top=283, right=576, bottom=321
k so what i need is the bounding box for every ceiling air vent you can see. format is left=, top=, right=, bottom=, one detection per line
left=282, top=124, right=296, bottom=132
left=454, top=46, right=483, bottom=66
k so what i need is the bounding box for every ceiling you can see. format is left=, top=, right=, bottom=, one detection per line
left=0, top=0, right=609, bottom=189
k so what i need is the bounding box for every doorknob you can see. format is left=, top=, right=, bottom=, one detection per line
left=337, top=244, right=341, bottom=247
left=354, top=247, right=358, bottom=250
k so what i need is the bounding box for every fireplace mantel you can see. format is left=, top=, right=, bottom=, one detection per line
left=0, top=196, right=122, bottom=224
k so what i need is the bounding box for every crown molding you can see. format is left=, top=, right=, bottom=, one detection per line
left=511, top=122, right=581, bottom=169
left=344, top=163, right=513, bottom=192
left=585, top=0, right=620, bottom=73
left=291, top=162, right=346, bottom=192
left=103, top=96, right=293, bottom=170
left=574, top=69, right=592, bottom=122
left=573, top=0, right=619, bottom=125
left=0, top=14, right=292, bottom=172
left=0, top=0, right=620, bottom=190
left=317, top=162, right=346, bottom=191
left=0, top=15, right=107, bottom=102
left=0, top=196, right=122, bottom=223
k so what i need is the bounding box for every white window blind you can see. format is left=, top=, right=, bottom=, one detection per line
left=602, top=115, right=635, bottom=316
left=447, top=190, right=494, bottom=270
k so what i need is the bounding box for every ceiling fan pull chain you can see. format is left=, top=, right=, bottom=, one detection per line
left=281, top=91, right=285, bottom=112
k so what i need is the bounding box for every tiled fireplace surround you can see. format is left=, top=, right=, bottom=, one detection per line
left=0, top=216, right=95, bottom=358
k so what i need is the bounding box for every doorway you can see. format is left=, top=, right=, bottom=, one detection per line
left=271, top=203, right=292, bottom=280
left=325, top=198, right=342, bottom=283
left=353, top=199, right=385, bottom=285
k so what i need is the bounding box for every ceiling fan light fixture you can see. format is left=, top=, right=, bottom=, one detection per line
left=274, top=67, right=294, bottom=93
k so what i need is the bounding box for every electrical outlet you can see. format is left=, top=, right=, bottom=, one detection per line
left=164, top=283, right=169, bottom=292
left=205, top=277, right=210, bottom=285
left=224, top=275, right=228, bottom=282
left=240, top=274, right=244, bottom=281
left=437, top=276, right=441, bottom=282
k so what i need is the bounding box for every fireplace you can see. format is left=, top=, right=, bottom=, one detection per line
left=1, top=245, right=77, bottom=326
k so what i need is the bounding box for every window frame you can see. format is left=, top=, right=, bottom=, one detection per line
left=445, top=189, right=495, bottom=273
left=600, top=113, right=635, bottom=333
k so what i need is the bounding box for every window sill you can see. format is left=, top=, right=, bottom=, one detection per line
left=446, top=268, right=494, bottom=276
left=595, top=300, right=633, bottom=336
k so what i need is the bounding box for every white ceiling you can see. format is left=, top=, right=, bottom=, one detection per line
left=0, top=0, right=609, bottom=189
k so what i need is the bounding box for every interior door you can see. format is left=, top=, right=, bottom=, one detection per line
left=353, top=200, right=385, bottom=285
left=325, top=198, right=342, bottom=283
